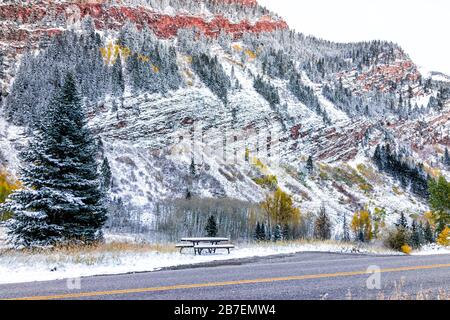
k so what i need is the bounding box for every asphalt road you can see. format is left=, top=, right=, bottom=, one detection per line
left=1, top=252, right=449, bottom=300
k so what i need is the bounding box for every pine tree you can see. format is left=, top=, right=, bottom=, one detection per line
left=0, top=51, right=4, bottom=81
left=253, top=75, right=280, bottom=108
left=4, top=74, right=107, bottom=247
left=409, top=220, right=422, bottom=249
left=396, top=212, right=409, bottom=229
left=417, top=221, right=426, bottom=246
left=424, top=221, right=434, bottom=244
left=190, top=158, right=196, bottom=176
left=444, top=148, right=450, bottom=167
left=272, top=224, right=282, bottom=242
left=373, top=145, right=382, bottom=169
left=205, top=215, right=218, bottom=237
left=255, top=222, right=268, bottom=241
left=306, top=155, right=314, bottom=175
left=254, top=222, right=261, bottom=241
left=100, top=157, right=112, bottom=192
left=260, top=222, right=267, bottom=241
left=110, top=57, right=125, bottom=97
left=282, top=224, right=290, bottom=240
left=314, top=206, right=332, bottom=240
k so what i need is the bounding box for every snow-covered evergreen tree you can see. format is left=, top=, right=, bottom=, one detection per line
left=314, top=206, right=332, bottom=240
left=253, top=75, right=280, bottom=108
left=306, top=155, right=314, bottom=175
left=272, top=224, right=282, bottom=242
left=0, top=51, right=4, bottom=80
left=4, top=74, right=107, bottom=247
left=205, top=215, right=218, bottom=237
left=101, top=157, right=113, bottom=192
left=191, top=53, right=230, bottom=103
left=395, top=212, right=409, bottom=229
left=110, top=57, right=125, bottom=97
left=424, top=221, right=434, bottom=243
left=409, top=220, right=422, bottom=249
left=444, top=148, right=450, bottom=167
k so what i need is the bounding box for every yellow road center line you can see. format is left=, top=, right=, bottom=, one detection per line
left=6, top=263, right=450, bottom=300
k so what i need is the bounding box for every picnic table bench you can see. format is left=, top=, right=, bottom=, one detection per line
left=175, top=237, right=234, bottom=254
left=193, top=244, right=235, bottom=255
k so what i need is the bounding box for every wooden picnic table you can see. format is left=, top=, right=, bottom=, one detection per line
left=180, top=237, right=230, bottom=245
left=177, top=237, right=233, bottom=254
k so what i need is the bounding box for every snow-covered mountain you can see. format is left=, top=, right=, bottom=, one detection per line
left=1, top=0, right=450, bottom=234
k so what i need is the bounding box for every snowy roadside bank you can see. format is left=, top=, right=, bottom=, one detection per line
left=0, top=228, right=448, bottom=285
left=0, top=240, right=399, bottom=285
left=410, top=243, right=450, bottom=256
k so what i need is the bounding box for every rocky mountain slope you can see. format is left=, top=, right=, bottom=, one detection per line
left=1, top=0, right=450, bottom=235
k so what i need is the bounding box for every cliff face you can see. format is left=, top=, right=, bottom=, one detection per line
left=1, top=0, right=449, bottom=232
left=0, top=1, right=286, bottom=47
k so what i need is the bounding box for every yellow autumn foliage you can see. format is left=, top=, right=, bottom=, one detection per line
left=120, top=46, right=132, bottom=60
left=351, top=209, right=373, bottom=241
left=151, top=64, right=160, bottom=73
left=100, top=42, right=122, bottom=65
left=232, top=44, right=243, bottom=52
left=99, top=42, right=159, bottom=73
left=0, top=169, right=20, bottom=204
left=244, top=49, right=257, bottom=60
left=0, top=169, right=21, bottom=220
left=261, top=188, right=301, bottom=227
left=138, top=54, right=150, bottom=63
left=424, top=211, right=436, bottom=228
left=251, top=157, right=268, bottom=174
left=437, top=227, right=450, bottom=246
left=401, top=244, right=412, bottom=254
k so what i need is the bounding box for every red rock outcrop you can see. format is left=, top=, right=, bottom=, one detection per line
left=0, top=1, right=286, bottom=41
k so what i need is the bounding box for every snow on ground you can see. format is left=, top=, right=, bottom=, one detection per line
left=0, top=227, right=448, bottom=285
left=411, top=243, right=450, bottom=256
left=0, top=238, right=399, bottom=285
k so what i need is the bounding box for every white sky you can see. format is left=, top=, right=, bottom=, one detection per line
left=258, top=0, right=450, bottom=75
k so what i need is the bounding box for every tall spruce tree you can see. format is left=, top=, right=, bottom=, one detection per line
left=5, top=74, right=107, bottom=247
left=282, top=224, right=290, bottom=240
left=409, top=220, right=422, bottom=249
left=0, top=51, right=4, bottom=80
left=306, top=155, right=314, bottom=175
left=444, top=148, right=450, bottom=167
left=254, top=222, right=261, bottom=241
left=260, top=222, right=267, bottom=241
left=205, top=215, right=218, bottom=237
left=314, top=206, right=332, bottom=240
left=272, top=224, right=282, bottom=242
left=395, top=212, right=408, bottom=229
left=254, top=222, right=267, bottom=241
left=424, top=221, right=434, bottom=243
left=100, top=157, right=112, bottom=192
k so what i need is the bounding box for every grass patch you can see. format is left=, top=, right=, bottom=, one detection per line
left=0, top=241, right=178, bottom=266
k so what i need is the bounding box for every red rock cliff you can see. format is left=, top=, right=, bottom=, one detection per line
left=0, top=1, right=286, bottom=43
